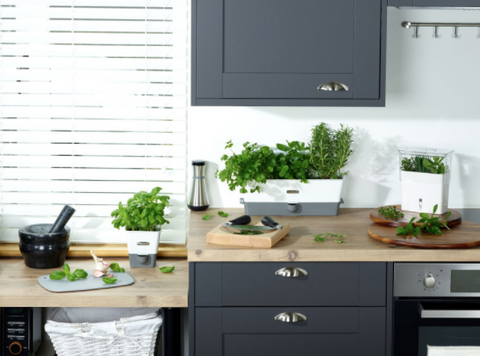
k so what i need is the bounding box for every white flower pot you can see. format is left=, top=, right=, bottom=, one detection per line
left=242, top=179, right=344, bottom=216
left=126, top=230, right=161, bottom=268
left=401, top=171, right=450, bottom=214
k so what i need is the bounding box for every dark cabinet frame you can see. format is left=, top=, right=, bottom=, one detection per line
left=191, top=0, right=388, bottom=107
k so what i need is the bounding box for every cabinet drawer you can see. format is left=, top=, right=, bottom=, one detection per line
left=195, top=307, right=386, bottom=356
left=220, top=262, right=386, bottom=307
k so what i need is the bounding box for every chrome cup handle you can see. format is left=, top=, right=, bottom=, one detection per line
left=275, top=267, right=308, bottom=278
left=317, top=82, right=350, bottom=92
left=274, top=312, right=307, bottom=323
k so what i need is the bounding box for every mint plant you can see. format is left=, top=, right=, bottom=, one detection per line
left=396, top=204, right=451, bottom=237
left=111, top=187, right=170, bottom=231
left=275, top=141, right=312, bottom=183
left=401, top=156, right=446, bottom=174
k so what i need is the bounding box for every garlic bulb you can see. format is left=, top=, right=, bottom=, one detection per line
left=90, top=250, right=110, bottom=277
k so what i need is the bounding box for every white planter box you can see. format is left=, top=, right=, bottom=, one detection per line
left=244, top=179, right=344, bottom=203
left=241, top=179, right=344, bottom=216
left=401, top=171, right=450, bottom=214
left=126, top=230, right=161, bottom=268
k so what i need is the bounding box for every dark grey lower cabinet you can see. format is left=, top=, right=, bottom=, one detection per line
left=389, top=0, right=480, bottom=6
left=190, top=262, right=391, bottom=356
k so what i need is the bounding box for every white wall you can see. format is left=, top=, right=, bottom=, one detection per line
left=188, top=8, right=480, bottom=209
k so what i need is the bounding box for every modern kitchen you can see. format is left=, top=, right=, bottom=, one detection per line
left=1, top=0, right=480, bottom=356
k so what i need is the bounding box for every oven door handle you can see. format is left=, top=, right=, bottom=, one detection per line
left=419, top=304, right=480, bottom=319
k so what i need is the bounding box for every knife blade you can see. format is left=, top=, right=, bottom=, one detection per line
left=222, top=215, right=283, bottom=231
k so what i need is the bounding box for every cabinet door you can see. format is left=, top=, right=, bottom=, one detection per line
left=389, top=0, right=480, bottom=6
left=194, top=0, right=384, bottom=104
left=195, top=307, right=386, bottom=356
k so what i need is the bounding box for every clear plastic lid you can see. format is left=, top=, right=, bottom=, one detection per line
left=398, top=146, right=454, bottom=177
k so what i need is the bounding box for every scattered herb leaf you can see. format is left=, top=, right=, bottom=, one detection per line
left=314, top=232, right=346, bottom=244
left=73, top=269, right=88, bottom=279
left=202, top=214, right=211, bottom=221
left=218, top=211, right=229, bottom=218
left=234, top=230, right=263, bottom=235
left=102, top=277, right=117, bottom=284
left=159, top=266, right=175, bottom=273
left=63, top=263, right=71, bottom=275
left=67, top=273, right=76, bottom=282
left=378, top=206, right=405, bottom=220
left=50, top=271, right=66, bottom=280
left=110, top=262, right=125, bottom=273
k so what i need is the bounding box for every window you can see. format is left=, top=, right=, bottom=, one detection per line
left=0, top=0, right=188, bottom=244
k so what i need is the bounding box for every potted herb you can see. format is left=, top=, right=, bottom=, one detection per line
left=216, top=123, right=353, bottom=216
left=111, top=187, right=170, bottom=268
left=398, top=147, right=454, bottom=214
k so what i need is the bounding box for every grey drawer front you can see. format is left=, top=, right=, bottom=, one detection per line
left=224, top=334, right=358, bottom=356
left=222, top=307, right=359, bottom=334
left=222, top=262, right=386, bottom=307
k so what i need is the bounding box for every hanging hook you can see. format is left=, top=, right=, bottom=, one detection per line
left=414, top=26, right=419, bottom=39
left=434, top=26, right=439, bottom=38
left=454, top=26, right=459, bottom=38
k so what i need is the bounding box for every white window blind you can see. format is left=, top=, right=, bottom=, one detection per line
left=0, top=0, right=188, bottom=244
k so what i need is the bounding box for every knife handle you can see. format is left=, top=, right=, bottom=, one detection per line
left=261, top=216, right=279, bottom=228
left=229, top=215, right=251, bottom=225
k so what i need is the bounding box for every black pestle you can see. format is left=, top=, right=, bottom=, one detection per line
left=49, top=205, right=76, bottom=233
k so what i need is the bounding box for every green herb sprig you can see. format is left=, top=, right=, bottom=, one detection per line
left=401, top=156, right=446, bottom=174
left=49, top=263, right=88, bottom=282
left=378, top=206, right=405, bottom=220
left=102, top=277, right=117, bottom=284
left=218, top=211, right=229, bottom=218
left=396, top=204, right=451, bottom=237
left=314, top=232, right=346, bottom=244
left=234, top=230, right=263, bottom=235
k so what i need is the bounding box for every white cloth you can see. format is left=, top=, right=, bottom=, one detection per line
left=428, top=346, right=480, bottom=356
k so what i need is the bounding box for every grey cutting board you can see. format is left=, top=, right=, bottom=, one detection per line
left=38, top=270, right=134, bottom=293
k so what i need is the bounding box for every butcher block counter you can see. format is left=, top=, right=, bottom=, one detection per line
left=188, top=208, right=480, bottom=262
left=0, top=257, right=188, bottom=307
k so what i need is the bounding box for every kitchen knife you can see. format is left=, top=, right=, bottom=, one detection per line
left=222, top=215, right=283, bottom=231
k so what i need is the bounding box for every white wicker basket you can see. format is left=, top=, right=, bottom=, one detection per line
left=45, top=308, right=162, bottom=356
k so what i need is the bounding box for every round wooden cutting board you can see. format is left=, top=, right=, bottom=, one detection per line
left=368, top=222, right=480, bottom=249
left=370, top=205, right=462, bottom=228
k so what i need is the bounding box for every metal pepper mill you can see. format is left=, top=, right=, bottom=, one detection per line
left=188, top=160, right=209, bottom=211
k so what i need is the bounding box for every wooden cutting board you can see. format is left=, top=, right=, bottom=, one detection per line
left=206, top=222, right=290, bottom=248
left=368, top=221, right=480, bottom=249
left=370, top=205, right=462, bottom=228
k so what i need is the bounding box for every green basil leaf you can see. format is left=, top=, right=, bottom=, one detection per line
left=419, top=213, right=430, bottom=220
left=110, top=263, right=120, bottom=272
left=102, top=277, right=117, bottom=284
left=50, top=271, right=66, bottom=280
left=73, top=269, right=88, bottom=279
left=119, top=268, right=125, bottom=273
left=67, top=273, right=76, bottom=282
left=159, top=266, right=175, bottom=273
left=63, top=263, right=71, bottom=274
left=202, top=214, right=210, bottom=221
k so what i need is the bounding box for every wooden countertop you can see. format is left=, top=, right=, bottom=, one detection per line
left=0, top=258, right=188, bottom=307
left=188, top=208, right=480, bottom=262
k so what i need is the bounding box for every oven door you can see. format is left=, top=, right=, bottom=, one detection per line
left=394, top=299, right=480, bottom=356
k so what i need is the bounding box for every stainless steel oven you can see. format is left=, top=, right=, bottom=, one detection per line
left=394, top=263, right=480, bottom=356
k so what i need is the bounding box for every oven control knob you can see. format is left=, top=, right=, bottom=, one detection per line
left=9, top=341, right=23, bottom=355
left=424, top=273, right=436, bottom=289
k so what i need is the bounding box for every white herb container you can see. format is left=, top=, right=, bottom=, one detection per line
left=242, top=178, right=344, bottom=216
left=398, top=147, right=454, bottom=214
left=126, top=229, right=161, bottom=268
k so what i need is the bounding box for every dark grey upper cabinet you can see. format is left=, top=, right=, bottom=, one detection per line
left=192, top=0, right=387, bottom=106
left=389, top=0, right=480, bottom=6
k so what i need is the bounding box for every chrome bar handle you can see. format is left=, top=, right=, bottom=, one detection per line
left=419, top=304, right=480, bottom=319
left=275, top=267, right=308, bottom=278
left=317, top=82, right=349, bottom=92
left=274, top=312, right=307, bottom=323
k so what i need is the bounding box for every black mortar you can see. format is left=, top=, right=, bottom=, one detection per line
left=18, top=224, right=70, bottom=269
